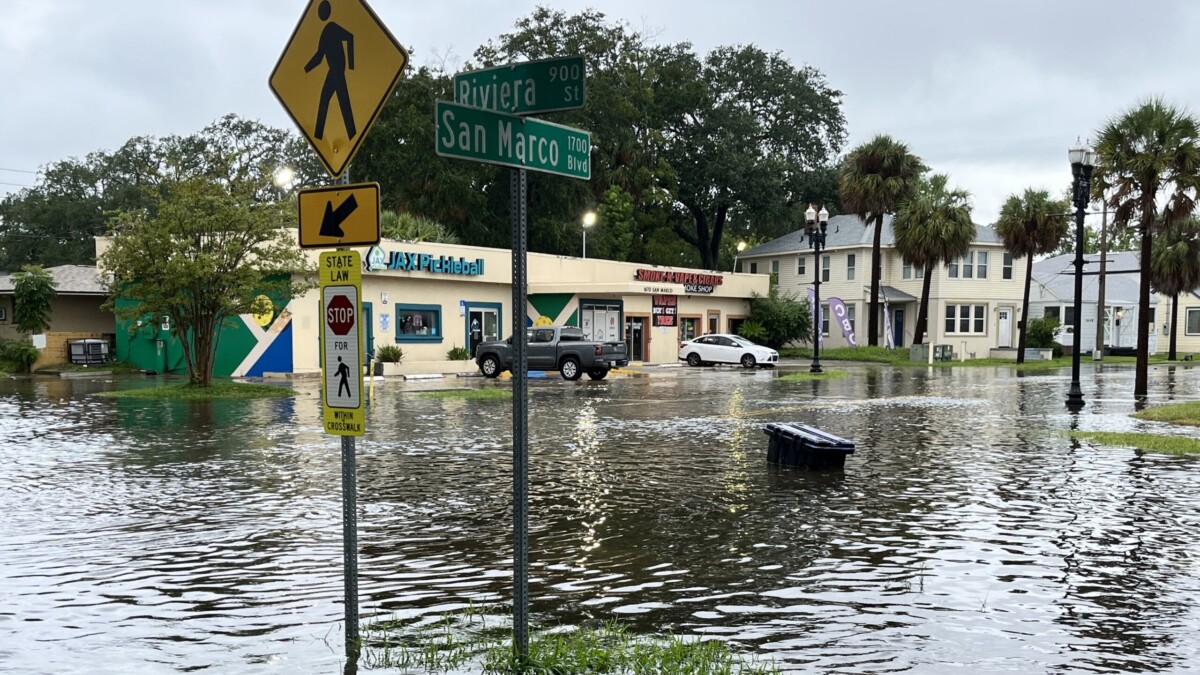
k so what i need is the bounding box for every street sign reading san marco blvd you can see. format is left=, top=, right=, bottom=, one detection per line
left=270, top=0, right=408, bottom=178
left=453, top=55, right=585, bottom=115
left=435, top=100, right=591, bottom=179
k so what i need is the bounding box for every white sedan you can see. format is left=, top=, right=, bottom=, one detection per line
left=678, top=333, right=779, bottom=368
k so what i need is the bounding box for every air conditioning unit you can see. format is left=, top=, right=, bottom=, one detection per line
left=68, top=339, right=110, bottom=365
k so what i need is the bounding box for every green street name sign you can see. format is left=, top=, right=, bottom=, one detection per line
left=453, top=56, right=585, bottom=115
left=435, top=101, right=591, bottom=180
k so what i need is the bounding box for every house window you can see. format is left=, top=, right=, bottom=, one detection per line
left=771, top=259, right=780, bottom=275
left=1064, top=306, right=1075, bottom=326
left=977, top=251, right=988, bottom=279
left=948, top=257, right=959, bottom=278
left=962, top=251, right=975, bottom=279
left=396, top=304, right=443, bottom=342
left=0, top=306, right=6, bottom=323
left=821, top=304, right=830, bottom=336
left=749, top=262, right=758, bottom=274
left=822, top=255, right=831, bottom=282
left=846, top=254, right=856, bottom=280
left=1187, top=308, right=1200, bottom=335
left=1003, top=252, right=1013, bottom=280
left=848, top=305, right=856, bottom=333
left=1044, top=307, right=1061, bottom=322
left=903, top=261, right=924, bottom=279
left=945, top=304, right=986, bottom=334
left=797, top=256, right=806, bottom=276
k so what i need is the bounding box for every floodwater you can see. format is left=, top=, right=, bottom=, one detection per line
left=2, top=362, right=1200, bottom=674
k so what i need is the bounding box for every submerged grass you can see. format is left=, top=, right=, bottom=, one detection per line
left=417, top=388, right=511, bottom=400
left=95, top=381, right=294, bottom=400
left=361, top=610, right=778, bottom=674
left=1070, top=430, right=1200, bottom=455
left=1132, top=401, right=1200, bottom=427
left=777, top=370, right=849, bottom=382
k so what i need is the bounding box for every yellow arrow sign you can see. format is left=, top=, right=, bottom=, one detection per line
left=270, top=0, right=408, bottom=179
left=298, top=182, right=380, bottom=249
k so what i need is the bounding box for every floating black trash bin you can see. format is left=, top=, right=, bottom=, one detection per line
left=763, top=423, right=855, bottom=469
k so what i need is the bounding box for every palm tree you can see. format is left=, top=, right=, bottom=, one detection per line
left=839, top=135, right=926, bottom=346
left=381, top=210, right=461, bottom=244
left=994, top=189, right=1071, bottom=363
left=1094, top=98, right=1200, bottom=398
left=892, top=174, right=975, bottom=345
left=1150, top=216, right=1200, bottom=360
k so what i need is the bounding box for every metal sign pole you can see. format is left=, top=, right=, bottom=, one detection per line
left=342, top=434, right=359, bottom=659
left=510, top=167, right=530, bottom=663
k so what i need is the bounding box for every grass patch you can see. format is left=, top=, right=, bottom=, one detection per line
left=361, top=612, right=778, bottom=675
left=417, top=388, right=510, bottom=400
left=780, top=345, right=906, bottom=364
left=1071, top=430, right=1200, bottom=455
left=777, top=370, right=850, bottom=381
left=36, top=361, right=141, bottom=374
left=1132, top=401, right=1200, bottom=426
left=95, top=381, right=294, bottom=400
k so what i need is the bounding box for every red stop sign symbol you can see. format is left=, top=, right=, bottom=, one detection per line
left=327, top=294, right=355, bottom=336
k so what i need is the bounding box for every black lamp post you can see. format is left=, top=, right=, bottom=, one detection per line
left=805, top=204, right=830, bottom=373
left=1066, top=140, right=1097, bottom=410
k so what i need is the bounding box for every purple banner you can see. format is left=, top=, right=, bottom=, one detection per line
left=828, top=296, right=857, bottom=347
left=807, top=287, right=823, bottom=345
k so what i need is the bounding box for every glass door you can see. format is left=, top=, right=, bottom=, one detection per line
left=468, top=308, right=499, bottom=357
left=624, top=316, right=646, bottom=361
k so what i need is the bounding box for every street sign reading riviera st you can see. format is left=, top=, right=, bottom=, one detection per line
left=453, top=56, right=585, bottom=116
left=320, top=250, right=364, bottom=436
left=435, top=100, right=591, bottom=180
left=270, top=0, right=408, bottom=179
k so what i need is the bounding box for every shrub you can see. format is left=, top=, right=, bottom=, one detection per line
left=1026, top=317, right=1059, bottom=349
left=0, top=338, right=40, bottom=373
left=1052, top=342, right=1064, bottom=359
left=376, top=344, right=404, bottom=363
left=446, top=345, right=471, bottom=360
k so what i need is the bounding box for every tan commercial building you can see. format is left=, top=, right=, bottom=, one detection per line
left=289, top=239, right=769, bottom=375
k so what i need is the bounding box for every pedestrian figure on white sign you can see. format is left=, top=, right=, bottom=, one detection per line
left=305, top=0, right=356, bottom=140
left=335, top=356, right=351, bottom=397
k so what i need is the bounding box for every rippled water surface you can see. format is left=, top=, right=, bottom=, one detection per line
left=3, top=363, right=1200, bottom=674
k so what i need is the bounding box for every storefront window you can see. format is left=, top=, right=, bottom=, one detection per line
left=581, top=300, right=623, bottom=341
left=679, top=317, right=700, bottom=342
left=395, top=304, right=442, bottom=342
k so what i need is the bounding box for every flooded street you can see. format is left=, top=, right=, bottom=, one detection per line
left=3, top=363, right=1200, bottom=674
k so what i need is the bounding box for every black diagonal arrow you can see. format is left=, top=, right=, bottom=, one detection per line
left=320, top=194, right=359, bottom=238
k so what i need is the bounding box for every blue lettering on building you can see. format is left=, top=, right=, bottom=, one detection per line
left=364, top=246, right=485, bottom=276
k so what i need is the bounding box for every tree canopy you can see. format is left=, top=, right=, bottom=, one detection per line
left=994, top=188, right=1070, bottom=362
left=11, top=264, right=56, bottom=334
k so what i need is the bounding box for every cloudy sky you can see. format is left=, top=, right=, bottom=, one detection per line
left=3, top=0, right=1199, bottom=224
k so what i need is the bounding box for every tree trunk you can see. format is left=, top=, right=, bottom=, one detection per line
left=867, top=213, right=884, bottom=346
left=1170, top=292, right=1179, bottom=360
left=915, top=261, right=934, bottom=345
left=1135, top=216, right=1152, bottom=399
left=1016, top=253, right=1034, bottom=364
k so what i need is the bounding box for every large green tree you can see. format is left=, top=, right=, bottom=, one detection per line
left=11, top=264, right=57, bottom=334
left=839, top=135, right=926, bottom=346
left=892, top=174, right=974, bottom=346
left=994, top=189, right=1071, bottom=363
left=0, top=115, right=319, bottom=273
left=1150, top=217, right=1200, bottom=360
left=1094, top=98, right=1200, bottom=399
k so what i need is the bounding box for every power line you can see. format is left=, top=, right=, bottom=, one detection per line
left=0, top=167, right=39, bottom=174
left=0, top=181, right=31, bottom=188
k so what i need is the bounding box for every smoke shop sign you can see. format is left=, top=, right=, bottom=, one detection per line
left=365, top=245, right=484, bottom=276
left=635, top=268, right=722, bottom=293
left=652, top=294, right=678, bottom=327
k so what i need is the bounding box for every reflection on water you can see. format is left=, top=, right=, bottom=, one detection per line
left=2, top=363, right=1200, bottom=673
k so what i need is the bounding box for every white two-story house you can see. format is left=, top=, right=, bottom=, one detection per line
left=739, top=214, right=1027, bottom=359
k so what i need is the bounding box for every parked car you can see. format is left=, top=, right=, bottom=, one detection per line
left=678, top=333, right=779, bottom=368
left=475, top=325, right=629, bottom=381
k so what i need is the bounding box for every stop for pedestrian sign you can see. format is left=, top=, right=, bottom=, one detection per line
left=320, top=250, right=364, bottom=436
left=327, top=293, right=355, bottom=335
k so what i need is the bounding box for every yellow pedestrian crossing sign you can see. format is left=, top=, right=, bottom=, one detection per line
left=270, top=0, right=408, bottom=179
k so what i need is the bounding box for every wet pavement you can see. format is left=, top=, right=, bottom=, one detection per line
left=2, top=361, right=1200, bottom=673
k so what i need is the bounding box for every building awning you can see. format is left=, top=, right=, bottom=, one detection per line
left=531, top=281, right=690, bottom=296
left=864, top=285, right=918, bottom=303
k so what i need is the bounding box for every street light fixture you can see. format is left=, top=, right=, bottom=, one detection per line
left=804, top=204, right=830, bottom=374
left=1066, top=139, right=1097, bottom=410
left=581, top=211, right=597, bottom=259
left=733, top=240, right=747, bottom=272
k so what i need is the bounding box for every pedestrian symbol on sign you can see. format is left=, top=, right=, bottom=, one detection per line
left=335, top=356, right=351, bottom=397
left=305, top=0, right=356, bottom=141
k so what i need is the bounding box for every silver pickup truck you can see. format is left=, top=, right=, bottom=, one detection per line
left=474, top=325, right=629, bottom=380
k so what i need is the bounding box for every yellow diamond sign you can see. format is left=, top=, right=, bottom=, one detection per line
left=270, top=0, right=408, bottom=179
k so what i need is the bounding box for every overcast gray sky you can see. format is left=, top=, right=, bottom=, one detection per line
left=3, top=0, right=1199, bottom=224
